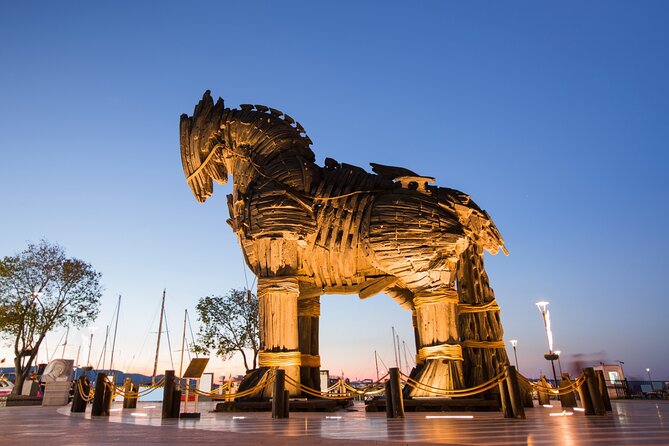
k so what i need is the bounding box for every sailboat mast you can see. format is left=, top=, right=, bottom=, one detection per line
left=179, top=309, right=187, bottom=379
left=391, top=326, right=399, bottom=368
left=397, top=334, right=402, bottom=373
left=109, top=295, right=121, bottom=373
left=100, top=325, right=110, bottom=370
left=152, top=289, right=166, bottom=384
left=61, top=327, right=69, bottom=358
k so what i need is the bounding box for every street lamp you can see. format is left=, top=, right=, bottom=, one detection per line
left=646, top=368, right=652, bottom=382
left=618, top=360, right=625, bottom=379
left=509, top=339, right=519, bottom=371
left=554, top=350, right=563, bottom=377
left=536, top=300, right=559, bottom=387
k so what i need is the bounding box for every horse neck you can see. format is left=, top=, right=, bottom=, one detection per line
left=220, top=108, right=315, bottom=194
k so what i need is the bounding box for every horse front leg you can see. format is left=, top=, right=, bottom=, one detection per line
left=257, top=276, right=301, bottom=396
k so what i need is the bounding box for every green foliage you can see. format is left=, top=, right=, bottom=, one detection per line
left=194, top=288, right=259, bottom=371
left=0, top=240, right=102, bottom=391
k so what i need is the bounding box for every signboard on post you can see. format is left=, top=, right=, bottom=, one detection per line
left=181, top=358, right=210, bottom=418
left=183, top=358, right=209, bottom=378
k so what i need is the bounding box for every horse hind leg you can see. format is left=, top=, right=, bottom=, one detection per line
left=407, top=281, right=466, bottom=396
left=297, top=293, right=321, bottom=396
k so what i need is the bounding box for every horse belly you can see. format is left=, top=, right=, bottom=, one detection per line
left=366, top=191, right=467, bottom=279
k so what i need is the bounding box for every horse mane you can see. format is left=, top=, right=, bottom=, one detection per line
left=226, top=104, right=316, bottom=164
left=181, top=91, right=316, bottom=202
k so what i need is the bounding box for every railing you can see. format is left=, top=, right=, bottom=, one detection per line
left=603, top=380, right=668, bottom=399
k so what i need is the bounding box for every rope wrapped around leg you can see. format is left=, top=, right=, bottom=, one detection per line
left=258, top=350, right=302, bottom=368
left=413, top=289, right=459, bottom=308
left=417, top=342, right=464, bottom=362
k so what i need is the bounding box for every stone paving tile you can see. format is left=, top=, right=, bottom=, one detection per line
left=0, top=400, right=667, bottom=445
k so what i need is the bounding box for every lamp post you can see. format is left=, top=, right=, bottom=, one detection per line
left=509, top=339, right=519, bottom=371
left=618, top=360, right=625, bottom=380
left=554, top=350, right=563, bottom=377
left=536, top=301, right=559, bottom=387
left=646, top=368, right=652, bottom=382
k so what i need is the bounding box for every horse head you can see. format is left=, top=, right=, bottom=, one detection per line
left=180, top=90, right=229, bottom=203
left=180, top=91, right=315, bottom=203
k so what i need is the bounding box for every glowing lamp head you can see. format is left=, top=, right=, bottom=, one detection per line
left=510, top=339, right=518, bottom=348
left=535, top=301, right=549, bottom=313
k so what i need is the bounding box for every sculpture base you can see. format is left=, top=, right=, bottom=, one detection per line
left=365, top=397, right=499, bottom=412
left=214, top=399, right=351, bottom=412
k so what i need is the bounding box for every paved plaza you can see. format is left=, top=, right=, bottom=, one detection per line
left=0, top=400, right=668, bottom=445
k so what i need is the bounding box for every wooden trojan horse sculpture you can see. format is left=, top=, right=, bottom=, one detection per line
left=180, top=91, right=510, bottom=397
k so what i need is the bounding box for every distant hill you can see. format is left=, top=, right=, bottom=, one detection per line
left=0, top=366, right=158, bottom=386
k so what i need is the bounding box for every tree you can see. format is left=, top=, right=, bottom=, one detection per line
left=0, top=240, right=102, bottom=394
left=194, top=288, right=260, bottom=372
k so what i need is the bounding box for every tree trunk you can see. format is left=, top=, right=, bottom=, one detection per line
left=240, top=349, right=249, bottom=372
left=12, top=336, right=44, bottom=395
left=12, top=353, right=34, bottom=395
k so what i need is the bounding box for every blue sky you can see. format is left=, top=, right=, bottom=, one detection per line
left=1, top=1, right=667, bottom=382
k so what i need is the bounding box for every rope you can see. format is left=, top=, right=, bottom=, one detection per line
left=258, top=351, right=302, bottom=367
left=257, top=277, right=300, bottom=298
left=284, top=375, right=354, bottom=400
left=417, top=343, right=463, bottom=362
left=342, top=381, right=386, bottom=396
left=212, top=149, right=385, bottom=204
left=112, top=378, right=166, bottom=398
left=517, top=372, right=586, bottom=395
left=211, top=371, right=276, bottom=400
left=400, top=370, right=506, bottom=397
left=76, top=380, right=94, bottom=402
left=186, top=144, right=223, bottom=182
left=460, top=340, right=506, bottom=349
left=279, top=374, right=390, bottom=400
left=458, top=299, right=500, bottom=313
left=413, top=289, right=459, bottom=308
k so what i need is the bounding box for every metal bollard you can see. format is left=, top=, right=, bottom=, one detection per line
left=122, top=377, right=137, bottom=409
left=584, top=368, right=606, bottom=416
left=559, top=374, right=577, bottom=409
left=172, top=388, right=182, bottom=418
left=385, top=380, right=394, bottom=418
left=162, top=370, right=177, bottom=419
left=283, top=389, right=290, bottom=419
left=91, top=372, right=109, bottom=416
left=577, top=376, right=595, bottom=415
left=596, top=370, right=612, bottom=412
left=505, top=366, right=525, bottom=419
left=272, top=369, right=287, bottom=419
left=102, top=379, right=114, bottom=415
left=71, top=376, right=90, bottom=413
left=388, top=368, right=404, bottom=418
left=536, top=376, right=551, bottom=406
left=499, top=377, right=513, bottom=418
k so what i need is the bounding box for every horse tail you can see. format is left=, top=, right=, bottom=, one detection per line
left=438, top=187, right=507, bottom=255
